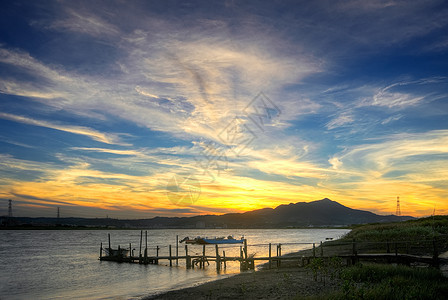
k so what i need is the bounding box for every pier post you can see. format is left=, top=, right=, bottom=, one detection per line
left=268, top=243, right=272, bottom=269
left=129, top=243, right=132, bottom=259
left=185, top=245, right=191, bottom=269
left=278, top=243, right=282, bottom=267
left=118, top=245, right=121, bottom=260
left=156, top=246, right=159, bottom=265
left=145, top=231, right=148, bottom=264
left=313, top=243, right=316, bottom=258
left=320, top=241, right=323, bottom=257
left=144, top=248, right=147, bottom=264
left=108, top=234, right=111, bottom=256
left=202, top=245, right=206, bottom=269
left=215, top=244, right=220, bottom=272
left=276, top=244, right=279, bottom=267
left=223, top=251, right=226, bottom=269
left=169, top=245, right=172, bottom=267
left=176, top=235, right=179, bottom=266
left=100, top=242, right=102, bottom=259
left=243, top=239, right=248, bottom=259
left=139, top=230, right=143, bottom=264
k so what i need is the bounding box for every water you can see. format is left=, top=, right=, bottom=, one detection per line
left=0, top=228, right=349, bottom=299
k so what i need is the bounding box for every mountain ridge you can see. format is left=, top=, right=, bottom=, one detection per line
left=2, top=198, right=414, bottom=228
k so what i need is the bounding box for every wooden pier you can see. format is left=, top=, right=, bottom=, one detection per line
left=99, top=231, right=448, bottom=272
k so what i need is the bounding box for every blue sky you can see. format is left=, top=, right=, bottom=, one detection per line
left=0, top=0, right=447, bottom=218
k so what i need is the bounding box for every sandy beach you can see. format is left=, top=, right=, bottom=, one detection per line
left=145, top=266, right=338, bottom=300
left=144, top=246, right=340, bottom=300
left=145, top=241, right=448, bottom=299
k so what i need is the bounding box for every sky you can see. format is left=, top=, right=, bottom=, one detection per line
left=0, top=0, right=447, bottom=219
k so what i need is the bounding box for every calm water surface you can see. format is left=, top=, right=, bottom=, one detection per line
left=0, top=229, right=349, bottom=299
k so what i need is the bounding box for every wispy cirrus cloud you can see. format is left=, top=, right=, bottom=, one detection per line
left=1, top=1, right=448, bottom=218
left=49, top=9, right=120, bottom=37
left=0, top=112, right=127, bottom=145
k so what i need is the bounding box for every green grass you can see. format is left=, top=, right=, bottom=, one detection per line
left=299, top=216, right=448, bottom=300
left=344, top=216, right=448, bottom=242
left=334, top=216, right=448, bottom=256
left=328, top=264, right=448, bottom=300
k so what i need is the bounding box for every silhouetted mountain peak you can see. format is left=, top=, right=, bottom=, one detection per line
left=8, top=198, right=415, bottom=228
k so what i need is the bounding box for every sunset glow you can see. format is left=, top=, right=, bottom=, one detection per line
left=1, top=1, right=447, bottom=218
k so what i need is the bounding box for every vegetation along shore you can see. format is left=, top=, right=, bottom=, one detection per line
left=146, top=216, right=448, bottom=299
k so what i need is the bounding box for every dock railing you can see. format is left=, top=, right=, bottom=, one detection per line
left=99, top=231, right=448, bottom=271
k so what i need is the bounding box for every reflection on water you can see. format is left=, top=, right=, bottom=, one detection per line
left=0, top=228, right=349, bottom=299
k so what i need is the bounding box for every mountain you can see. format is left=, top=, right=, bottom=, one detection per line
left=2, top=198, right=414, bottom=228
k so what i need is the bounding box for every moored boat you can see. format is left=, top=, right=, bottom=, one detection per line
left=180, top=235, right=244, bottom=245
left=103, top=247, right=130, bottom=257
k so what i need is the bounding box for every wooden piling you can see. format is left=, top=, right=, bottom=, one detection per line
left=268, top=243, right=272, bottom=269
left=185, top=245, right=191, bottom=269
left=215, top=244, right=220, bottom=272
left=156, top=246, right=159, bottom=265
left=176, top=235, right=179, bottom=266
left=202, top=245, right=206, bottom=269
left=239, top=246, right=243, bottom=270
left=243, top=239, right=248, bottom=259
left=320, top=241, right=323, bottom=257
left=169, top=245, right=172, bottom=267
left=278, top=243, right=282, bottom=267
left=144, top=231, right=148, bottom=264
left=100, top=242, right=102, bottom=259
left=276, top=244, right=279, bottom=267
left=108, top=233, right=111, bottom=255
left=139, top=230, right=143, bottom=263
left=313, top=243, right=316, bottom=258
left=223, top=250, right=226, bottom=269
left=144, top=248, right=147, bottom=264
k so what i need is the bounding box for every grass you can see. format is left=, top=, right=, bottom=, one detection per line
left=329, top=215, right=448, bottom=255
left=324, top=264, right=448, bottom=300
left=345, top=215, right=448, bottom=242
left=298, top=217, right=448, bottom=299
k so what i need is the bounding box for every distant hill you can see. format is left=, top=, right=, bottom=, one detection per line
left=2, top=198, right=414, bottom=229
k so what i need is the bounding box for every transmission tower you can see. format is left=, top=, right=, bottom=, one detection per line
left=8, top=199, right=13, bottom=218
left=396, top=196, right=401, bottom=216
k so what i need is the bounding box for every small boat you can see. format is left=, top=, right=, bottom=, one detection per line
left=180, top=235, right=244, bottom=245
left=103, top=247, right=130, bottom=257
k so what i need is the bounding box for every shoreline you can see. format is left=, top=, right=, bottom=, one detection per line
left=144, top=266, right=338, bottom=300
left=143, top=246, right=334, bottom=300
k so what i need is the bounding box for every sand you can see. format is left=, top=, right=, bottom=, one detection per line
left=144, top=258, right=340, bottom=300
left=144, top=247, right=448, bottom=299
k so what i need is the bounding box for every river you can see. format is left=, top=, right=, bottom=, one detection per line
left=0, top=228, right=349, bottom=299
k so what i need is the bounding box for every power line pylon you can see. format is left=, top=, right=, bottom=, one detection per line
left=396, top=196, right=401, bottom=216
